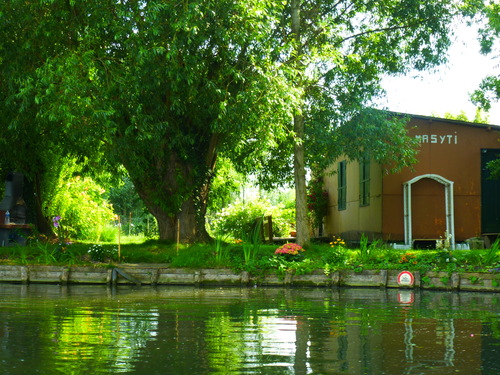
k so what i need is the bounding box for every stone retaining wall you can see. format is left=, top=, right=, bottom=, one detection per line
left=0, top=265, right=499, bottom=292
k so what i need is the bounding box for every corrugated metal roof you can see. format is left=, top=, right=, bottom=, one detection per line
left=386, top=110, right=500, bottom=130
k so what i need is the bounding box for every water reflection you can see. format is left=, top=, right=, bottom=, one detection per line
left=0, top=284, right=499, bottom=374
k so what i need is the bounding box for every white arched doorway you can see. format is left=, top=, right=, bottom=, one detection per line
left=403, top=174, right=455, bottom=249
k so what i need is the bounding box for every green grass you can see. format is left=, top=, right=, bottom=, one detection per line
left=1, top=237, right=500, bottom=276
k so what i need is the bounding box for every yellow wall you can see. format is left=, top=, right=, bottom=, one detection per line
left=323, top=159, right=383, bottom=238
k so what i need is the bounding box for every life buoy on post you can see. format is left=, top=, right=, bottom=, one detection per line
left=397, top=271, right=415, bottom=287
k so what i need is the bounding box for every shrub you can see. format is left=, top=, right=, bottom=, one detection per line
left=88, top=244, right=118, bottom=262
left=47, top=173, right=115, bottom=242
left=208, top=198, right=294, bottom=240
left=275, top=243, right=305, bottom=256
left=100, top=224, right=119, bottom=243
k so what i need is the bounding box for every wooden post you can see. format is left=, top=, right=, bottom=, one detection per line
left=266, top=215, right=273, bottom=243
left=117, top=215, right=121, bottom=260
left=176, top=217, right=180, bottom=255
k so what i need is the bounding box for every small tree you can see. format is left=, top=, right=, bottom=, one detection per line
left=45, top=162, right=115, bottom=241
left=470, top=0, right=500, bottom=111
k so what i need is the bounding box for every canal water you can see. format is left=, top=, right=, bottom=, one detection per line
left=0, top=284, right=499, bottom=375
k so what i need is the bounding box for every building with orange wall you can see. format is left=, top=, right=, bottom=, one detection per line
left=323, top=113, right=500, bottom=248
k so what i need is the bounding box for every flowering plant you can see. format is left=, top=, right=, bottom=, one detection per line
left=52, top=215, right=71, bottom=252
left=88, top=244, right=118, bottom=262
left=275, top=243, right=305, bottom=256
left=436, top=231, right=452, bottom=250
left=329, top=236, right=346, bottom=248
left=399, top=252, right=417, bottom=265
left=52, top=215, right=62, bottom=228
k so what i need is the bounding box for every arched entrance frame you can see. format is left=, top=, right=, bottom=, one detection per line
left=403, top=174, right=455, bottom=249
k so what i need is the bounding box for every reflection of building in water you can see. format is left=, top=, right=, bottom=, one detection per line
left=305, top=313, right=387, bottom=374
left=481, top=321, right=500, bottom=374
left=397, top=318, right=462, bottom=374
left=287, top=291, right=500, bottom=375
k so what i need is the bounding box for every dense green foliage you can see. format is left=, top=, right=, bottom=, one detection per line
left=468, top=1, right=500, bottom=177
left=0, top=0, right=297, bottom=241
left=208, top=197, right=295, bottom=240
left=307, top=177, right=329, bottom=232
left=44, top=162, right=116, bottom=241
left=206, top=157, right=246, bottom=214
left=0, top=0, right=489, bottom=243
left=440, top=108, right=490, bottom=123
left=470, top=0, right=500, bottom=111
left=106, top=175, right=158, bottom=238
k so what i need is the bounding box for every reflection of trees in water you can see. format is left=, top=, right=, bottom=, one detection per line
left=2, top=287, right=500, bottom=374
left=47, top=306, right=159, bottom=373
left=0, top=299, right=159, bottom=373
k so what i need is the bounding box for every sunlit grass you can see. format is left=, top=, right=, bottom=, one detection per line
left=105, top=233, right=150, bottom=245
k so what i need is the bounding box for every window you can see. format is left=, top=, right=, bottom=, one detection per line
left=338, top=160, right=346, bottom=210
left=359, top=157, right=370, bottom=206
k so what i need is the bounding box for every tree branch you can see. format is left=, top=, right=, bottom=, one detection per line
left=338, top=20, right=429, bottom=46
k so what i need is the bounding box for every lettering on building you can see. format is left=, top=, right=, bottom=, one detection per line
left=415, top=134, right=458, bottom=144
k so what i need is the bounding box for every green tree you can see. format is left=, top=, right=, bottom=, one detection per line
left=290, top=0, right=309, bottom=246
left=443, top=111, right=471, bottom=122
left=441, top=109, right=490, bottom=123
left=207, top=157, right=245, bottom=214
left=46, top=162, right=116, bottom=241
left=0, top=1, right=113, bottom=235
left=470, top=0, right=500, bottom=111
left=1, top=0, right=298, bottom=242
left=467, top=0, right=500, bottom=178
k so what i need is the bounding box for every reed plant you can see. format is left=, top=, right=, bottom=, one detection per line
left=242, top=221, right=263, bottom=265
left=482, top=239, right=500, bottom=266
left=35, top=242, right=58, bottom=264
left=214, top=234, right=230, bottom=265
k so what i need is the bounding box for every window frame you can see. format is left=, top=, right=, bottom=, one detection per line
left=338, top=160, right=347, bottom=211
left=359, top=156, right=370, bottom=207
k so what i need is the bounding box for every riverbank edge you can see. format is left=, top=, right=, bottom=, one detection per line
left=0, top=264, right=499, bottom=291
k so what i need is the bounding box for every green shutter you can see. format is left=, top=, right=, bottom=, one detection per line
left=359, top=158, right=370, bottom=206
left=338, top=160, right=346, bottom=210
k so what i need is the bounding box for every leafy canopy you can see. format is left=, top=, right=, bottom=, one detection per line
left=0, top=0, right=474, bottom=240
left=469, top=0, right=500, bottom=111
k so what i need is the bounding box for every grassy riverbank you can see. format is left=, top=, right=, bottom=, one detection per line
left=1, top=237, right=499, bottom=276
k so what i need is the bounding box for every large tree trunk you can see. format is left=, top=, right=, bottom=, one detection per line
left=293, top=113, right=310, bottom=246
left=25, top=174, right=54, bottom=237
left=291, top=0, right=310, bottom=246
left=127, top=146, right=214, bottom=243
left=148, top=194, right=211, bottom=243
left=133, top=175, right=212, bottom=243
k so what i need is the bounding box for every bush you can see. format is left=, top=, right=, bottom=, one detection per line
left=46, top=171, right=115, bottom=242
left=208, top=198, right=294, bottom=240
left=106, top=176, right=159, bottom=239
left=87, top=244, right=118, bottom=262
left=100, top=224, right=119, bottom=243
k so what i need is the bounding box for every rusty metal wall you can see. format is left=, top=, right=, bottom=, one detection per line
left=382, top=118, right=500, bottom=241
